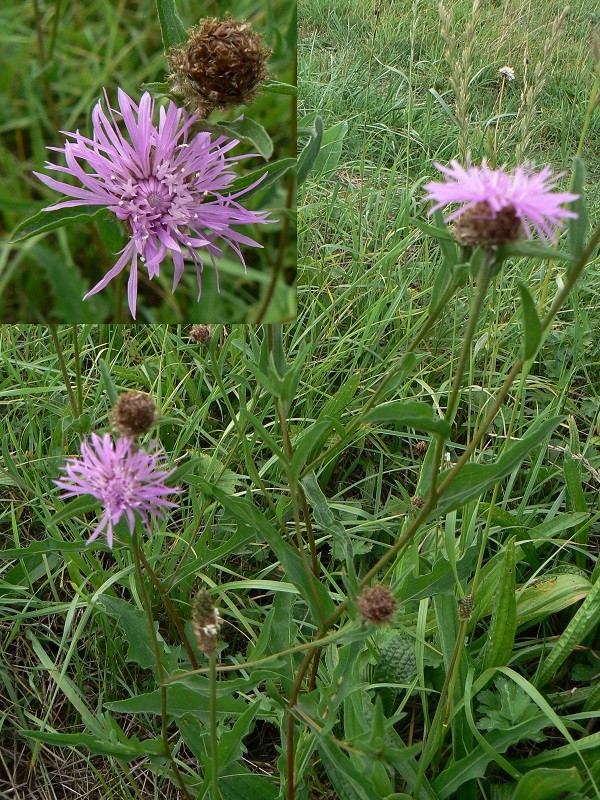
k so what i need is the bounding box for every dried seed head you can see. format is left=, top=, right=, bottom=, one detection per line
left=414, top=440, right=428, bottom=458
left=192, top=589, right=222, bottom=655
left=411, top=495, right=425, bottom=509
left=168, top=16, right=271, bottom=117
left=457, top=593, right=474, bottom=620
left=190, top=324, right=213, bottom=343
left=453, top=200, right=523, bottom=247
left=356, top=584, right=398, bottom=626
left=110, top=391, right=157, bottom=439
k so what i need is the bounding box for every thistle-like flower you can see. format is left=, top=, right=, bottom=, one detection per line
left=54, top=433, right=180, bottom=549
left=423, top=160, right=578, bottom=246
left=34, top=89, right=273, bottom=318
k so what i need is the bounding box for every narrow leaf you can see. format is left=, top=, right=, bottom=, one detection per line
left=363, top=401, right=451, bottom=437
left=11, top=206, right=105, bottom=243
left=568, top=156, right=588, bottom=259
left=229, top=157, right=296, bottom=198
left=483, top=537, right=517, bottom=670
left=433, top=417, right=562, bottom=517
left=155, top=0, right=187, bottom=51
left=518, top=283, right=542, bottom=360
left=297, top=115, right=324, bottom=186
left=513, top=767, right=582, bottom=800
left=195, top=118, right=273, bottom=160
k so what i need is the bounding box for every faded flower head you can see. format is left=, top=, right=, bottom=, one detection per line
left=192, top=589, right=222, bottom=655
left=457, top=593, right=474, bottom=621
left=498, top=65, right=515, bottom=81
left=110, top=391, right=157, bottom=439
left=54, top=433, right=180, bottom=549
left=168, top=16, right=271, bottom=117
left=423, top=160, right=578, bottom=246
left=189, top=323, right=212, bottom=343
left=34, top=89, right=273, bottom=318
left=356, top=584, right=398, bottom=626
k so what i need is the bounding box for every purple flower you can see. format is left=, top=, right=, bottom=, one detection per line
left=423, top=160, right=578, bottom=244
left=54, top=433, right=180, bottom=549
left=34, top=89, right=273, bottom=318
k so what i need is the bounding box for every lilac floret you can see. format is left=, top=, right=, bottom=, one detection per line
left=423, top=160, right=579, bottom=243
left=34, top=89, right=273, bottom=318
left=54, top=433, right=180, bottom=549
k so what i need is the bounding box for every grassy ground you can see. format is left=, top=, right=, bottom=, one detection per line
left=3, top=0, right=600, bottom=799
left=0, top=0, right=296, bottom=323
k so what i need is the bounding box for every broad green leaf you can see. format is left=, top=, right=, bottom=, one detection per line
left=513, top=767, right=582, bottom=800
left=433, top=209, right=460, bottom=268
left=563, top=453, right=589, bottom=569
left=106, top=675, right=274, bottom=718
left=432, top=716, right=549, bottom=798
left=301, top=470, right=360, bottom=561
left=483, top=537, right=516, bottom=670
left=363, top=401, right=451, bottom=436
left=311, top=120, right=348, bottom=177
left=34, top=243, right=97, bottom=322
left=535, top=570, right=600, bottom=687
left=397, top=544, right=479, bottom=603
left=509, top=730, right=600, bottom=771
left=195, top=118, right=273, bottom=160
left=11, top=205, right=105, bottom=243
left=100, top=596, right=181, bottom=672
left=518, top=283, right=542, bottom=360
left=315, top=735, right=386, bottom=800
left=291, top=418, right=345, bottom=480
left=47, top=495, right=99, bottom=529
left=155, top=0, right=187, bottom=51
left=139, top=81, right=172, bottom=98
left=219, top=773, right=279, bottom=800
left=433, top=417, right=563, bottom=518
left=297, top=115, right=324, bottom=186
left=229, top=157, right=296, bottom=198
left=568, top=157, right=588, bottom=259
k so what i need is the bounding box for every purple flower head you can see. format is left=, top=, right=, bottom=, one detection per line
left=423, top=160, right=578, bottom=245
left=34, top=89, right=273, bottom=318
left=54, top=433, right=180, bottom=549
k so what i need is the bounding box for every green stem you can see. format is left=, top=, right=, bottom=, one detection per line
left=130, top=530, right=193, bottom=800
left=49, top=324, right=78, bottom=419
left=209, top=652, right=221, bottom=800
left=71, top=325, right=82, bottom=416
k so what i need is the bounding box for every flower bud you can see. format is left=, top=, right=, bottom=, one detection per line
left=356, top=584, right=398, bottom=626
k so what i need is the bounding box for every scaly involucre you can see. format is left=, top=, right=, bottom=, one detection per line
left=34, top=89, right=272, bottom=318
left=54, top=433, right=180, bottom=549
left=423, top=160, right=578, bottom=243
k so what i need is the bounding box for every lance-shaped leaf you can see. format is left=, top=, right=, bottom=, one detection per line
left=155, top=0, right=187, bottom=51
left=363, top=401, right=451, bottom=437
left=11, top=206, right=105, bottom=243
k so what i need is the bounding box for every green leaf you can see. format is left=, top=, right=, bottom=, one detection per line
left=47, top=495, right=100, bottom=529
left=100, top=596, right=181, bottom=673
left=495, top=241, right=575, bottom=264
left=363, top=401, right=451, bottom=436
left=261, top=80, right=297, bottom=95
left=297, top=115, right=324, bottom=186
left=311, top=120, right=348, bottom=177
left=155, top=0, right=187, bottom=51
left=139, top=81, right=173, bottom=98
left=568, top=157, right=588, bottom=260
left=195, top=480, right=335, bottom=624
left=10, top=205, right=105, bottom=243
left=535, top=569, right=600, bottom=687
left=518, top=283, right=543, bottom=360
left=219, top=773, right=279, bottom=800
left=229, top=157, right=296, bottom=198
left=483, top=539, right=517, bottom=670
left=433, top=417, right=563, bottom=518
left=195, top=118, right=274, bottom=160
left=21, top=730, right=164, bottom=760
left=513, top=767, right=582, bottom=800
left=315, top=736, right=386, bottom=800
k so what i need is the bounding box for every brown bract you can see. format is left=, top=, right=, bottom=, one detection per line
left=190, top=323, right=212, bottom=343
left=110, top=391, right=157, bottom=439
left=192, top=589, right=222, bottom=655
left=453, top=201, right=523, bottom=246
left=356, top=584, right=398, bottom=625
left=168, top=17, right=271, bottom=117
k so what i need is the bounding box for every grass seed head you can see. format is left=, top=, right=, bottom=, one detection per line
left=192, top=589, right=222, bottom=655
left=168, top=16, right=271, bottom=117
